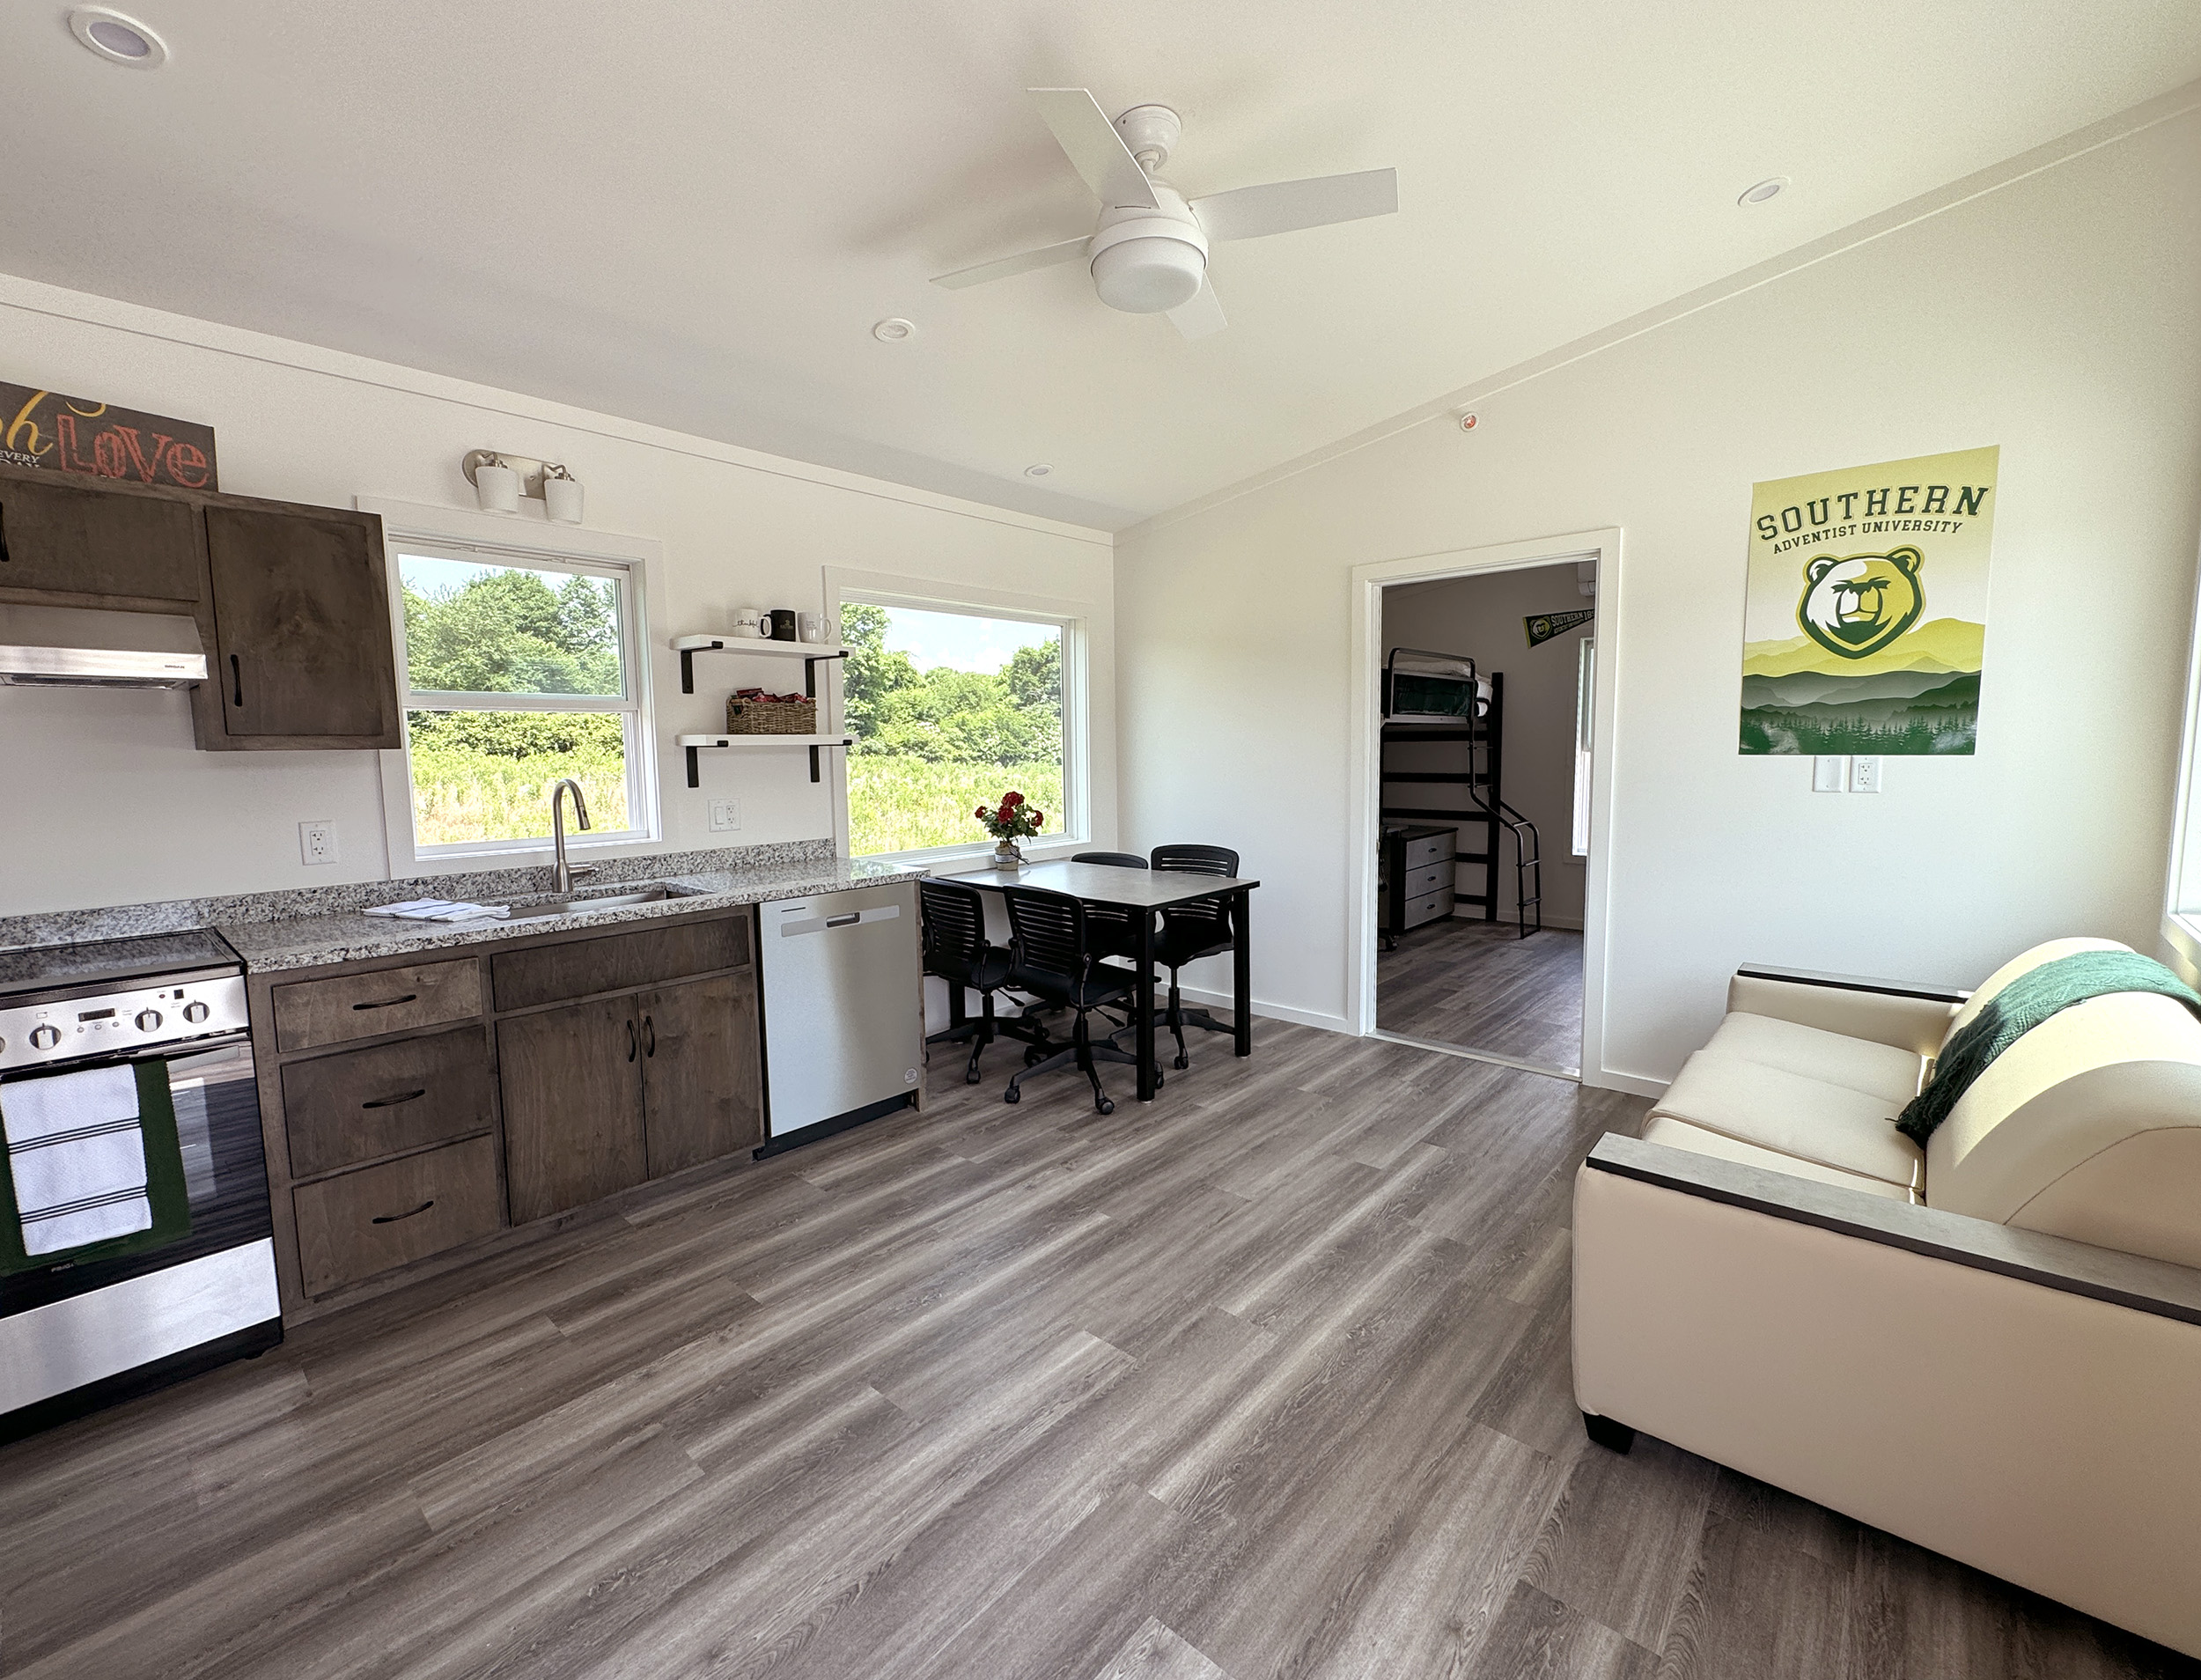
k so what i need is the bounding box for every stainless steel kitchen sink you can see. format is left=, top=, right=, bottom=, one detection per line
left=496, top=882, right=705, bottom=920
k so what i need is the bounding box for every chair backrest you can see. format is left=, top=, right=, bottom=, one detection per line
left=999, top=885, right=1091, bottom=986
left=1072, top=851, right=1148, bottom=869
left=1925, top=937, right=2201, bottom=1269
left=1152, top=844, right=1240, bottom=944
left=919, top=879, right=990, bottom=982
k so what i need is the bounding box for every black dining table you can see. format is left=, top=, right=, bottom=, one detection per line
left=930, top=859, right=1259, bottom=1102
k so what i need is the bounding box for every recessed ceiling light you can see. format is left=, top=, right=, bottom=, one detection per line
left=1024, top=464, right=1052, bottom=478
left=69, top=6, right=168, bottom=69
left=872, top=318, right=915, bottom=343
left=1739, top=177, right=1789, bottom=206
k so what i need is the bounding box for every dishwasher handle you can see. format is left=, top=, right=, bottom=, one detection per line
left=775, top=902, right=904, bottom=938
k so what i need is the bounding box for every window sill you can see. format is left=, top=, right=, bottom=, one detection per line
left=854, top=836, right=1088, bottom=869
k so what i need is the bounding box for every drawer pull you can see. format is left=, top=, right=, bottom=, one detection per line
left=371, top=1198, right=435, bottom=1225
left=361, top=1087, right=428, bottom=1110
left=351, top=993, right=420, bottom=1012
left=231, top=653, right=244, bottom=708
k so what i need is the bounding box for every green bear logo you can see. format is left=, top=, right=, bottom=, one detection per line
left=1797, top=547, right=1924, bottom=659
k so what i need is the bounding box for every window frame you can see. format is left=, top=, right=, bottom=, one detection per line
left=826, top=579, right=1088, bottom=866
left=365, top=500, right=664, bottom=876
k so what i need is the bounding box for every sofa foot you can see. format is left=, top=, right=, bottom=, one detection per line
left=1583, top=1411, right=1636, bottom=1454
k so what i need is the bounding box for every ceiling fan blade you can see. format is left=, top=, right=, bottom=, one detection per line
left=931, top=237, right=1090, bottom=290
left=1168, top=276, right=1226, bottom=341
left=1027, top=88, right=1159, bottom=210
left=1190, top=167, right=1397, bottom=242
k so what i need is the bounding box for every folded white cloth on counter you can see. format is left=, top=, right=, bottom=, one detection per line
left=3, top=1065, right=152, bottom=1256
left=364, top=899, right=512, bottom=923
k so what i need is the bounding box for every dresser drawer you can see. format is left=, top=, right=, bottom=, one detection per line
left=1401, top=861, right=1454, bottom=901
left=274, top=959, right=482, bottom=1050
left=1401, top=832, right=1454, bottom=871
left=490, top=914, right=749, bottom=1012
left=281, top=1026, right=492, bottom=1179
left=292, top=1135, right=502, bottom=1296
left=1402, top=886, right=1455, bottom=930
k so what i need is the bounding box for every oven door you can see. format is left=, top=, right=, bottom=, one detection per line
left=1, top=1033, right=274, bottom=1316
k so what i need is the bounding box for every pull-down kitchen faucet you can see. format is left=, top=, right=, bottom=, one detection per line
left=550, top=777, right=595, bottom=895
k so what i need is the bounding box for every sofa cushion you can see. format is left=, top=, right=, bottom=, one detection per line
left=1704, top=1012, right=1925, bottom=1105
left=1651, top=1050, right=1924, bottom=1190
left=1640, top=1115, right=1919, bottom=1202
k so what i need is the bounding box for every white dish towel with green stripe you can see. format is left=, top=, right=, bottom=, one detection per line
left=2, top=1066, right=152, bottom=1255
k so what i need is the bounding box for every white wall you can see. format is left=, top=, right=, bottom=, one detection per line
left=1116, top=107, right=2201, bottom=1082
left=0, top=277, right=1115, bottom=917
left=1380, top=562, right=1592, bottom=925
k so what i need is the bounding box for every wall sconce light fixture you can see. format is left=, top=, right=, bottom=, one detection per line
left=461, top=451, right=585, bottom=522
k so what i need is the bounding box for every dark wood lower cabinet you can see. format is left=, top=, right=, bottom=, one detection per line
left=291, top=1135, right=503, bottom=1297
left=497, top=993, right=651, bottom=1225
left=640, top=972, right=762, bottom=1176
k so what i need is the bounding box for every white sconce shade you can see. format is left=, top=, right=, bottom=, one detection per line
left=543, top=474, right=584, bottom=524
left=473, top=458, right=521, bottom=514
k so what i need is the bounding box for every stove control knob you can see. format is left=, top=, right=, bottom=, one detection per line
left=181, top=1001, right=210, bottom=1024
left=28, top=1025, right=62, bottom=1050
left=136, top=1009, right=164, bottom=1032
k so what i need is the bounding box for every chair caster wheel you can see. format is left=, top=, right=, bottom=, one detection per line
left=1096, top=1099, right=1115, bottom=1115
left=1004, top=1087, right=1021, bottom=1104
left=1174, top=1055, right=1189, bottom=1071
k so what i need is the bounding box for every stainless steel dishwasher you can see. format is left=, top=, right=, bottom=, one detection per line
left=755, top=878, right=924, bottom=1153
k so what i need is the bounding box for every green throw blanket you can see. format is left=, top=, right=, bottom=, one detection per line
left=1896, top=950, right=2201, bottom=1146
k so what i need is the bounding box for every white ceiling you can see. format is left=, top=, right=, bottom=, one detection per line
left=3, top=3, right=2197, bottom=529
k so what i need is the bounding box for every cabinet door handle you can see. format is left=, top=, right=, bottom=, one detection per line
left=351, top=993, right=418, bottom=1012
left=0, top=500, right=10, bottom=564
left=371, top=1199, right=435, bottom=1225
left=361, top=1088, right=427, bottom=1109
left=230, top=653, right=244, bottom=708
left=643, top=1014, right=656, bottom=1057
left=626, top=1018, right=637, bottom=1062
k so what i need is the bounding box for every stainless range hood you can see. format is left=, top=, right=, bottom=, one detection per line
left=0, top=607, right=209, bottom=689
left=0, top=645, right=208, bottom=689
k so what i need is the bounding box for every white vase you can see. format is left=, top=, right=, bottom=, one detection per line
left=992, top=841, right=1024, bottom=870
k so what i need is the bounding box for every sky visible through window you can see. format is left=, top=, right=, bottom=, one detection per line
left=875, top=606, right=1049, bottom=675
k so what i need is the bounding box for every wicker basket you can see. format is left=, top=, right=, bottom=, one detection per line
left=725, top=695, right=818, bottom=734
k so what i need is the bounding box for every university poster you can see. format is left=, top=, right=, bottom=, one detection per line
left=1739, top=446, right=1999, bottom=755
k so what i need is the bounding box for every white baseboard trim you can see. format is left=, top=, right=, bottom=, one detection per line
left=1173, top=982, right=1351, bottom=1036
left=1591, top=1068, right=1670, bottom=1098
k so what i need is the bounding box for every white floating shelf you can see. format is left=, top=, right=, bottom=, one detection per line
left=676, top=733, right=854, bottom=787
left=672, top=634, right=849, bottom=695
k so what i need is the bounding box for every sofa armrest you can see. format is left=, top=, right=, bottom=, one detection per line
left=1728, top=964, right=1968, bottom=1057
left=1585, top=1132, right=2201, bottom=1326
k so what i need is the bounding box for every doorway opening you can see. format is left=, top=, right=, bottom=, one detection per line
left=1372, top=557, right=1596, bottom=1075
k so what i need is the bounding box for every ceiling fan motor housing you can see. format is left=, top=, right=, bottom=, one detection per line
left=1088, top=187, right=1208, bottom=313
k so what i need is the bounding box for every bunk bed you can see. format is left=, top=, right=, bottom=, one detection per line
left=1378, top=647, right=1542, bottom=943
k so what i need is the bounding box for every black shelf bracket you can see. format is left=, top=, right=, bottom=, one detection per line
left=685, top=743, right=701, bottom=788
left=678, top=642, right=849, bottom=696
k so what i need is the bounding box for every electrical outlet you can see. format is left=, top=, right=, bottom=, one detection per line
left=1812, top=755, right=1848, bottom=793
left=708, top=798, right=741, bottom=833
left=298, top=820, right=339, bottom=864
left=1851, top=755, right=1882, bottom=794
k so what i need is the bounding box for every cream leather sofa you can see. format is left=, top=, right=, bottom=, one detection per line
left=1573, top=939, right=2201, bottom=1658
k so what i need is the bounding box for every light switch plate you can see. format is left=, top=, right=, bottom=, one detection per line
left=298, top=820, right=338, bottom=864
left=1851, top=755, right=1882, bottom=794
left=708, top=797, right=741, bottom=833
left=1812, top=755, right=1848, bottom=793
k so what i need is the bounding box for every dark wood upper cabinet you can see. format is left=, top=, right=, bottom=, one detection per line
left=0, top=470, right=202, bottom=606
left=497, top=994, right=650, bottom=1226
left=202, top=503, right=401, bottom=749
left=640, top=973, right=762, bottom=1176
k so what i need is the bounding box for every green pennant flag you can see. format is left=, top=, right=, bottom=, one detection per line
left=1525, top=608, right=1594, bottom=648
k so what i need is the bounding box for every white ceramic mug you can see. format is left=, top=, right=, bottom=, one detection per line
left=733, top=608, right=769, bottom=638
left=799, top=612, right=828, bottom=644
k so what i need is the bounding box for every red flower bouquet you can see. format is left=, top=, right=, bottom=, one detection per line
left=975, top=790, right=1045, bottom=842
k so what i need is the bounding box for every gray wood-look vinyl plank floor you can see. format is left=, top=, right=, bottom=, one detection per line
left=1379, top=916, right=1585, bottom=1067
left=4, top=1021, right=2195, bottom=1679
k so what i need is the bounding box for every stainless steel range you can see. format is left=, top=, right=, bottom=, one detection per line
left=0, top=928, right=280, bottom=1441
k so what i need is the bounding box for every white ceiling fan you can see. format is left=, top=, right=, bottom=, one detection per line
left=931, top=89, right=1398, bottom=340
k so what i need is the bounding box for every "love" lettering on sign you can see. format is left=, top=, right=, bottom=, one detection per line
left=2, top=384, right=219, bottom=490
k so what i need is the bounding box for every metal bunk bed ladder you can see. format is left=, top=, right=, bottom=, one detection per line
left=1379, top=649, right=1542, bottom=940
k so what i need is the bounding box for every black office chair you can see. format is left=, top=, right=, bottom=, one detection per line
left=920, top=878, right=1030, bottom=1084
left=1070, top=851, right=1147, bottom=967
left=998, top=885, right=1141, bottom=1114
left=1146, top=844, right=1242, bottom=1070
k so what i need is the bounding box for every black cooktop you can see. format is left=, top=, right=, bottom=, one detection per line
left=0, top=928, right=244, bottom=997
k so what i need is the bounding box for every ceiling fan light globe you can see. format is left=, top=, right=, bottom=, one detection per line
left=1090, top=237, right=1205, bottom=314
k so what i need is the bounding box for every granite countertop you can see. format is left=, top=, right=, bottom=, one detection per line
left=219, top=856, right=918, bottom=973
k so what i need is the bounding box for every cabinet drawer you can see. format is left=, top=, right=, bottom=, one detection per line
left=281, top=1026, right=491, bottom=1179
left=292, top=1134, right=502, bottom=1296
left=491, top=915, right=750, bottom=1012
left=274, top=959, right=482, bottom=1050
left=1401, top=833, right=1454, bottom=870
left=1402, top=861, right=1454, bottom=900
left=1402, top=886, right=1454, bottom=929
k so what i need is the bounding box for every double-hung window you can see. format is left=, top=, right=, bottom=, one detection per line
left=392, top=542, right=653, bottom=858
left=838, top=595, right=1075, bottom=858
